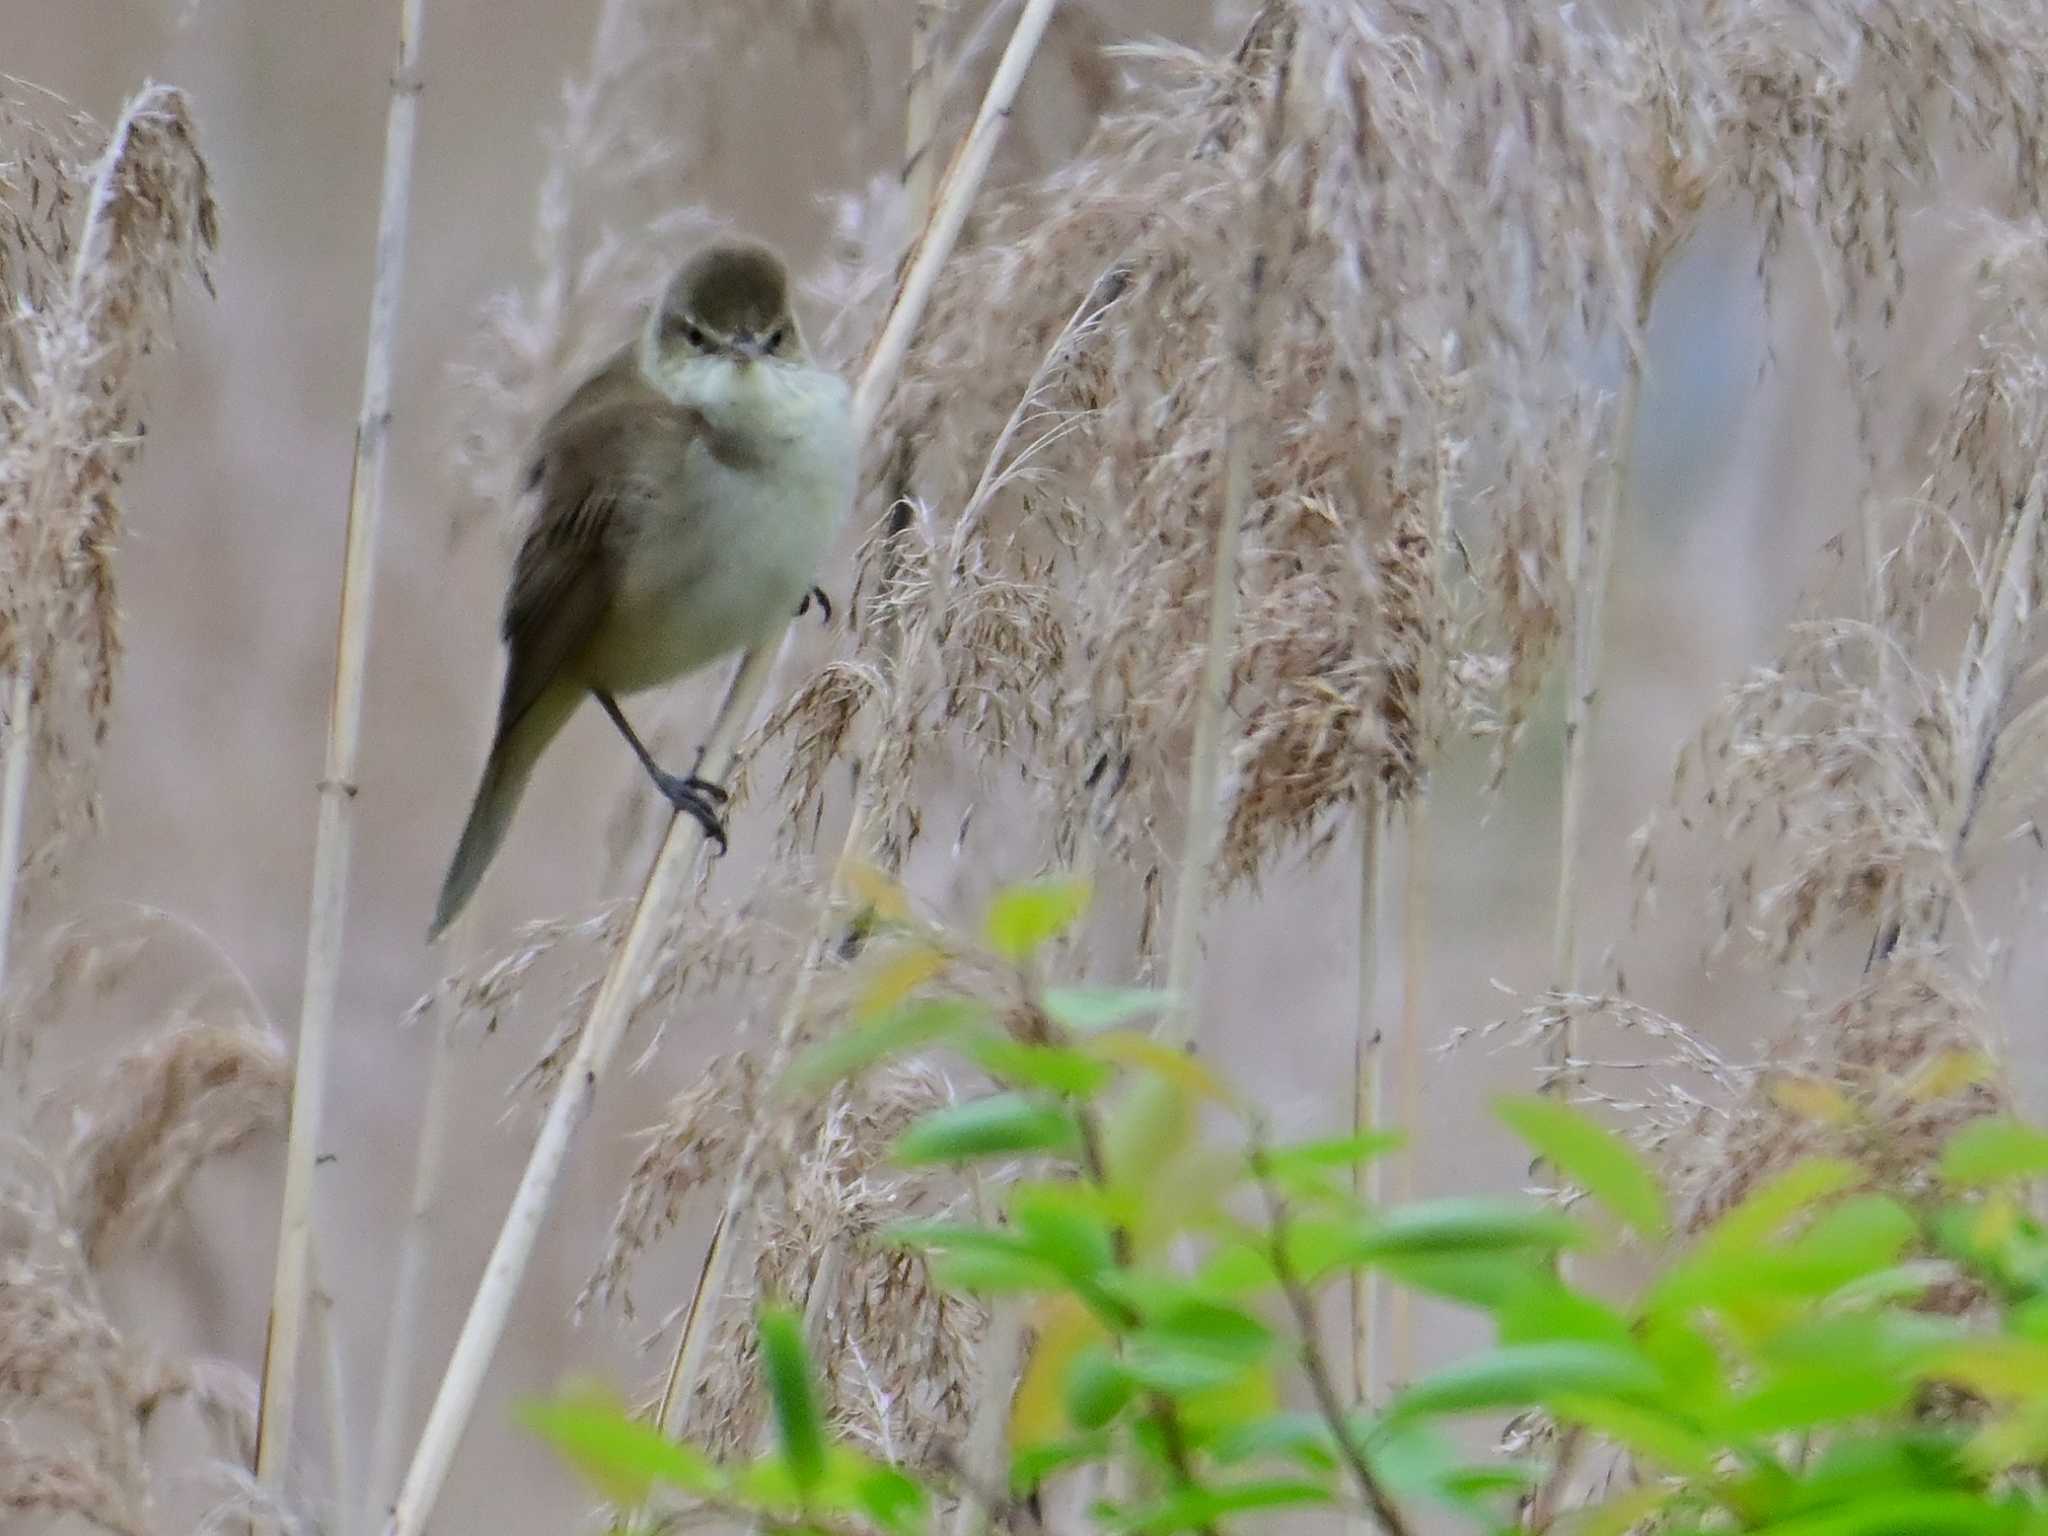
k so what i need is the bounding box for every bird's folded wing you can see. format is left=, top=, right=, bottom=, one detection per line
left=494, top=383, right=697, bottom=739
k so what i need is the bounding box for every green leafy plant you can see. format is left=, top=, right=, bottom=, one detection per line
left=526, top=880, right=2048, bottom=1536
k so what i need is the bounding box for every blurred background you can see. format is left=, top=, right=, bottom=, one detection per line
left=7, top=0, right=2030, bottom=1532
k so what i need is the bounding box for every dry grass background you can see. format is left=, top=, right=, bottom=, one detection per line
left=7, top=0, right=2048, bottom=1533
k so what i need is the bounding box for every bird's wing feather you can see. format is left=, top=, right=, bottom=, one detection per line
left=494, top=355, right=697, bottom=737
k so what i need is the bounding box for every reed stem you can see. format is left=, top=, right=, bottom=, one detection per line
left=0, top=668, right=34, bottom=1004
left=1349, top=781, right=1383, bottom=1406
left=1161, top=25, right=1295, bottom=1048
left=258, top=0, right=426, bottom=1493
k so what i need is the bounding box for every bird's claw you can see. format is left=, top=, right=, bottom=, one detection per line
left=653, top=770, right=731, bottom=852
left=795, top=585, right=833, bottom=625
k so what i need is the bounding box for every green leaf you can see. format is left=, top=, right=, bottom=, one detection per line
left=1391, top=1342, right=1664, bottom=1419
left=1065, top=1349, right=1136, bottom=1430
left=1496, top=1095, right=1670, bottom=1239
left=1694, top=1158, right=1863, bottom=1257
left=1257, top=1132, right=1407, bottom=1174
left=1378, top=1251, right=1554, bottom=1309
left=1121, top=1339, right=1252, bottom=1394
left=1669, top=1195, right=1923, bottom=1309
left=1654, top=1159, right=1863, bottom=1310
left=519, top=1387, right=723, bottom=1505
left=782, top=998, right=983, bottom=1095
left=1313, top=1199, right=1586, bottom=1282
left=1740, top=1490, right=2027, bottom=1536
left=1042, top=985, right=1170, bottom=1034
left=1010, top=1432, right=1111, bottom=1491
left=831, top=1450, right=928, bottom=1534
left=892, top=1093, right=1079, bottom=1167
left=887, top=1221, right=1065, bottom=1293
left=1210, top=1412, right=1338, bottom=1472
left=1143, top=1296, right=1275, bottom=1367
left=1942, top=1118, right=2048, bottom=1187
left=1010, top=1184, right=1119, bottom=1280
left=757, top=1307, right=825, bottom=1494
left=985, top=879, right=1091, bottom=959
left=1714, top=1365, right=1914, bottom=1438
left=1120, top=1477, right=1332, bottom=1533
left=1548, top=1394, right=1718, bottom=1477
left=965, top=1035, right=1116, bottom=1097
left=1496, top=1276, right=1634, bottom=1349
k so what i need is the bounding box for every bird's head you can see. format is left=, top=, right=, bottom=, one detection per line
left=641, top=240, right=803, bottom=393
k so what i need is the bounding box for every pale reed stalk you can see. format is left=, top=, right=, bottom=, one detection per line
left=0, top=669, right=32, bottom=1003
left=384, top=9, right=1061, bottom=1530
left=946, top=1298, right=1027, bottom=1536
left=258, top=0, right=426, bottom=1495
left=1548, top=323, right=1647, bottom=1073
left=363, top=959, right=464, bottom=1536
left=312, top=1248, right=353, bottom=1532
left=1161, top=27, right=1295, bottom=1049
left=1389, top=795, right=1427, bottom=1385
left=1349, top=781, right=1383, bottom=1408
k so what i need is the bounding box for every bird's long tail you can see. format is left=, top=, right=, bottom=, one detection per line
left=429, top=684, right=578, bottom=940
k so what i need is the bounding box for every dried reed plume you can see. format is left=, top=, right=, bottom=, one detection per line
left=0, top=82, right=216, bottom=989
left=2, top=919, right=282, bottom=1535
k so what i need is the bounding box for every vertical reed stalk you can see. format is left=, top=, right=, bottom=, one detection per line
left=363, top=979, right=462, bottom=1535
left=312, top=1248, right=354, bottom=1532
left=1548, top=333, right=1645, bottom=1072
left=1349, top=781, right=1383, bottom=1406
left=1389, top=794, right=1427, bottom=1384
left=0, top=668, right=33, bottom=1003
left=1161, top=26, right=1295, bottom=1049
left=947, top=1299, right=1027, bottom=1536
left=383, top=10, right=1060, bottom=1531
left=258, top=0, right=426, bottom=1494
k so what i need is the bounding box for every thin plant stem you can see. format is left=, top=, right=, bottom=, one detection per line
left=947, top=1299, right=1027, bottom=1536
left=258, top=0, right=426, bottom=1494
left=1349, top=781, right=1383, bottom=1407
left=904, top=1, right=944, bottom=222
left=1547, top=328, right=1645, bottom=1075
left=364, top=974, right=463, bottom=1536
left=1257, top=1159, right=1416, bottom=1536
left=1161, top=27, right=1296, bottom=1049
left=651, top=1206, right=726, bottom=1438
left=0, top=668, right=33, bottom=1002
left=312, top=1246, right=353, bottom=1534
left=1390, top=794, right=1427, bottom=1385
left=383, top=10, right=1060, bottom=1531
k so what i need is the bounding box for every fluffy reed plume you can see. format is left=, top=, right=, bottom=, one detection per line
left=0, top=920, right=281, bottom=1534
left=0, top=83, right=215, bottom=940
left=648, top=1064, right=981, bottom=1471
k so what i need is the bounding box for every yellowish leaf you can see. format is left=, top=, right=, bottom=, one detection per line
left=856, top=943, right=946, bottom=1018
left=1086, top=1031, right=1235, bottom=1105
left=1767, top=1074, right=1854, bottom=1125
left=840, top=859, right=910, bottom=923
left=1903, top=1049, right=1997, bottom=1103
left=1010, top=1295, right=1104, bottom=1449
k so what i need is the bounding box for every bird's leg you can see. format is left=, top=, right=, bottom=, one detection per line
left=593, top=689, right=730, bottom=852
left=794, top=585, right=832, bottom=624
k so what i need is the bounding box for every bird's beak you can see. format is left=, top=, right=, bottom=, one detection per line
left=729, top=332, right=766, bottom=362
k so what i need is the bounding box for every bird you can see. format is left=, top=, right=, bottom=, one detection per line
left=428, top=239, right=858, bottom=940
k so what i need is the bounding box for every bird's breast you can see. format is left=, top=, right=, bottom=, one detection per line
left=583, top=382, right=855, bottom=693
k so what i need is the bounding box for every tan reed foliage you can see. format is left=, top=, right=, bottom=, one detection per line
left=0, top=81, right=216, bottom=921
left=1, top=921, right=283, bottom=1535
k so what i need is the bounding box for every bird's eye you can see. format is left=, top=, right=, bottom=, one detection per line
left=683, top=322, right=708, bottom=348
left=666, top=314, right=708, bottom=349
left=765, top=325, right=786, bottom=352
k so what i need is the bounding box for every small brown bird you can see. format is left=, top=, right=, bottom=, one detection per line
left=429, top=241, right=857, bottom=939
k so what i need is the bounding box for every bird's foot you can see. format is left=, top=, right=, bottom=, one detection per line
left=652, top=770, right=731, bottom=852
left=795, top=585, right=833, bottom=624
